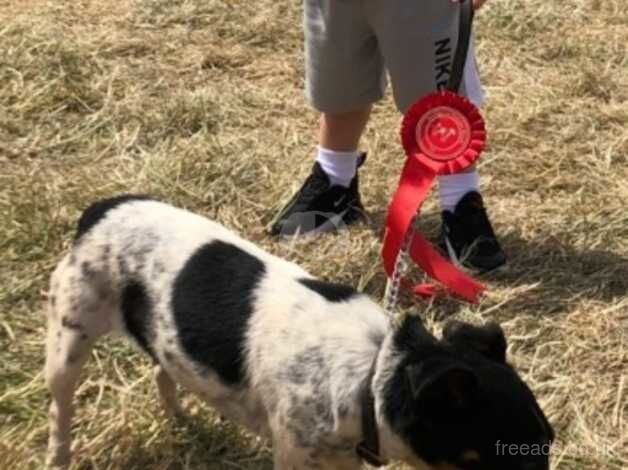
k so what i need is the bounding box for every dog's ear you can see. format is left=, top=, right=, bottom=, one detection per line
left=394, top=314, right=435, bottom=348
left=406, top=360, right=478, bottom=411
left=443, top=321, right=507, bottom=363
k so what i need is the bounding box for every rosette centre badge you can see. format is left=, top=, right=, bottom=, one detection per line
left=416, top=106, right=472, bottom=162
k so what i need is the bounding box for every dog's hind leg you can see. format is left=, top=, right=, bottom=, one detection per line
left=154, top=365, right=181, bottom=418
left=45, top=255, right=113, bottom=467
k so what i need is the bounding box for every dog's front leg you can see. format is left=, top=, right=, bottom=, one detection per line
left=154, top=365, right=182, bottom=418
left=272, top=431, right=319, bottom=470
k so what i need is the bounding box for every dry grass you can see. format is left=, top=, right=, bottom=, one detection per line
left=1, top=0, right=627, bottom=468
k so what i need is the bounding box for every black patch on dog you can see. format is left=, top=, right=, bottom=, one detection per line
left=61, top=316, right=82, bottom=331
left=75, top=194, right=153, bottom=241
left=298, top=278, right=356, bottom=302
left=81, top=261, right=96, bottom=278
left=121, top=280, right=155, bottom=359
left=172, top=241, right=265, bottom=385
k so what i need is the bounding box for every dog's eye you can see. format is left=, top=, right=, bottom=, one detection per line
left=461, top=450, right=481, bottom=463
left=453, top=449, right=481, bottom=470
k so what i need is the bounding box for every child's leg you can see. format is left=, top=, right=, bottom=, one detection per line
left=368, top=0, right=505, bottom=271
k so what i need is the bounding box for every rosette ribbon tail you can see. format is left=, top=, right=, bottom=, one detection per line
left=382, top=156, right=485, bottom=304
left=408, top=232, right=485, bottom=303
left=382, top=157, right=434, bottom=278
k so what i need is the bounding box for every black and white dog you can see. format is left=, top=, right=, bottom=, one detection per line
left=45, top=196, right=554, bottom=469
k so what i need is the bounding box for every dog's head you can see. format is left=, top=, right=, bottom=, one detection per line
left=381, top=316, right=554, bottom=470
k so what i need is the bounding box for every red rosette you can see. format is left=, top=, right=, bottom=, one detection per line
left=401, top=90, right=486, bottom=175
left=382, top=90, right=487, bottom=303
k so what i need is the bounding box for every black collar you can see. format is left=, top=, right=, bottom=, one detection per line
left=356, top=355, right=387, bottom=467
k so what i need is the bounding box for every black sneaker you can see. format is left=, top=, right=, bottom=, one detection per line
left=270, top=154, right=366, bottom=236
left=440, top=191, right=506, bottom=273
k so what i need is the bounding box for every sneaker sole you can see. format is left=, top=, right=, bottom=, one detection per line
left=274, top=209, right=358, bottom=238
left=443, top=235, right=507, bottom=275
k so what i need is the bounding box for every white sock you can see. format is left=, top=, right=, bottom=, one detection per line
left=315, top=146, right=360, bottom=188
left=438, top=171, right=480, bottom=212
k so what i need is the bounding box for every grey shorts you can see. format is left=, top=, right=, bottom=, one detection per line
left=304, top=0, right=485, bottom=113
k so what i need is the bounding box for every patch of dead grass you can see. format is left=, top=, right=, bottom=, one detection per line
left=0, top=0, right=626, bottom=468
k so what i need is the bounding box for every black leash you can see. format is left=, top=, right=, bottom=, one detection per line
left=356, top=355, right=386, bottom=467
left=447, top=0, right=475, bottom=94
